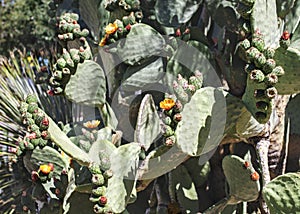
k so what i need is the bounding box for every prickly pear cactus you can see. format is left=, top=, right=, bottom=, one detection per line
left=222, top=155, right=260, bottom=203
left=262, top=172, right=300, bottom=214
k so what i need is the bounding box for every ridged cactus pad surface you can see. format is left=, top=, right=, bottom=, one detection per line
left=222, top=155, right=260, bottom=203
left=64, top=60, right=106, bottom=106
left=175, top=87, right=226, bottom=156
left=262, top=172, right=300, bottom=214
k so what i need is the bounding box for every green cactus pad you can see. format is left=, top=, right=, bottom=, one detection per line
left=170, top=164, right=199, bottom=213
left=64, top=60, right=106, bottom=106
left=121, top=57, right=165, bottom=92
left=183, top=158, right=210, bottom=188
left=262, top=172, right=300, bottom=214
left=273, top=47, right=300, bottom=94
left=113, top=24, right=165, bottom=66
left=106, top=143, right=141, bottom=213
left=222, top=155, right=260, bottom=203
left=47, top=113, right=92, bottom=166
left=134, top=94, right=160, bottom=151
left=88, top=139, right=116, bottom=167
left=250, top=0, right=280, bottom=47
left=30, top=146, right=69, bottom=178
left=154, top=0, right=202, bottom=27
left=175, top=87, right=226, bottom=156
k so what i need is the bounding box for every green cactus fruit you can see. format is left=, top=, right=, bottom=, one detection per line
left=25, top=141, right=35, bottom=150
left=162, top=124, right=174, bottom=137
left=19, top=102, right=29, bottom=114
left=163, top=115, right=172, bottom=125
left=222, top=155, right=260, bottom=203
left=69, top=13, right=79, bottom=21
left=29, top=124, right=39, bottom=133
left=92, top=186, right=106, bottom=196
left=265, top=87, right=277, bottom=99
left=92, top=174, right=105, bottom=186
left=99, top=151, right=111, bottom=171
left=263, top=47, right=275, bottom=59
left=57, top=58, right=67, bottom=69
left=89, top=163, right=102, bottom=175
left=49, top=77, right=61, bottom=87
left=25, top=118, right=35, bottom=126
left=30, top=138, right=40, bottom=147
left=164, top=135, right=176, bottom=146
left=34, top=111, right=45, bottom=125
left=53, top=70, right=63, bottom=80
left=62, top=48, right=71, bottom=60
left=79, top=140, right=91, bottom=153
left=254, top=53, right=266, bottom=68
left=54, top=87, right=64, bottom=95
left=236, top=3, right=252, bottom=19
left=173, top=81, right=189, bottom=104
left=27, top=103, right=39, bottom=114
left=252, top=37, right=265, bottom=52
left=189, top=75, right=203, bottom=90
left=246, top=47, right=260, bottom=61
left=262, top=172, right=300, bottom=214
left=240, top=38, right=251, bottom=50
left=272, top=65, right=285, bottom=76
left=25, top=94, right=38, bottom=104
left=62, top=67, right=71, bottom=76
left=264, top=73, right=278, bottom=86
left=262, top=58, right=276, bottom=74
left=103, top=170, right=113, bottom=179
left=249, top=69, right=265, bottom=82
left=39, top=138, right=48, bottom=147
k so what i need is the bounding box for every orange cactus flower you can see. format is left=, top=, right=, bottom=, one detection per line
left=160, top=98, right=175, bottom=111
left=39, top=164, right=53, bottom=174
left=105, top=22, right=118, bottom=35
left=83, top=120, right=101, bottom=129
left=99, top=35, right=108, bottom=47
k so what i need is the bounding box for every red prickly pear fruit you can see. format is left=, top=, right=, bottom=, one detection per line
left=175, top=28, right=181, bottom=37
left=251, top=171, right=260, bottom=181
left=41, top=117, right=49, bottom=126
left=48, top=163, right=54, bottom=171
left=281, top=30, right=290, bottom=40
left=99, top=196, right=107, bottom=205
left=31, top=171, right=39, bottom=182
left=125, top=24, right=131, bottom=31
left=47, top=89, right=55, bottom=96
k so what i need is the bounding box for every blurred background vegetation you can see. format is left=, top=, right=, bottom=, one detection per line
left=0, top=0, right=55, bottom=56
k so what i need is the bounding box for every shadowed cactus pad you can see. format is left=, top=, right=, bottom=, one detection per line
left=222, top=155, right=260, bottom=203
left=262, top=172, right=300, bottom=214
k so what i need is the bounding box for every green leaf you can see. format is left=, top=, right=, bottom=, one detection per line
left=262, top=172, right=300, bottom=214
left=175, top=87, right=226, bottom=156
left=65, top=60, right=106, bottom=106
left=134, top=94, right=161, bottom=151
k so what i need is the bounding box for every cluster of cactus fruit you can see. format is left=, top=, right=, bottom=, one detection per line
left=48, top=13, right=92, bottom=95
left=239, top=30, right=286, bottom=123
left=18, top=95, right=50, bottom=154
left=89, top=163, right=112, bottom=213
left=3, top=0, right=300, bottom=213
left=160, top=72, right=203, bottom=146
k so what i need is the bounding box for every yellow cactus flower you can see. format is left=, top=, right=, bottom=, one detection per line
left=39, top=164, right=52, bottom=174
left=83, top=120, right=101, bottom=129
left=160, top=98, right=175, bottom=111
left=105, top=22, right=118, bottom=35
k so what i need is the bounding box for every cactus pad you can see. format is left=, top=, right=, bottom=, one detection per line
left=64, top=60, right=106, bottom=106
left=175, top=87, right=226, bottom=156
left=262, top=172, right=300, bottom=214
left=222, top=155, right=260, bottom=203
